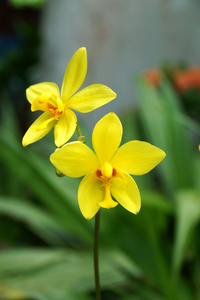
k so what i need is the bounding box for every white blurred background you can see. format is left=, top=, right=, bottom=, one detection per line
left=39, top=0, right=200, bottom=128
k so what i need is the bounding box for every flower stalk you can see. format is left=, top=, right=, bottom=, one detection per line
left=76, top=122, right=82, bottom=137
left=94, top=210, right=101, bottom=300
left=77, top=120, right=101, bottom=299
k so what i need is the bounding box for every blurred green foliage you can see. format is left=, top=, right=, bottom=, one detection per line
left=8, top=0, right=46, bottom=9
left=1, top=77, right=200, bottom=299
left=1, top=15, right=200, bottom=298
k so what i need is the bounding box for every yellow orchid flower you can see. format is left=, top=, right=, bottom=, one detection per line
left=22, top=47, right=117, bottom=147
left=50, top=113, right=166, bottom=220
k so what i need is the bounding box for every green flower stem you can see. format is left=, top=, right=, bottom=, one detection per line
left=94, top=210, right=101, bottom=300
left=76, top=122, right=86, bottom=143
left=76, top=120, right=100, bottom=298
left=76, top=122, right=82, bottom=137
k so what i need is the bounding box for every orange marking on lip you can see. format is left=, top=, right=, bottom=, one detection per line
left=96, top=169, right=102, bottom=178
left=47, top=103, right=63, bottom=119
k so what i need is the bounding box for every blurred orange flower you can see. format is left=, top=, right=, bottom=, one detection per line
left=174, top=67, right=200, bottom=92
left=143, top=68, right=162, bottom=87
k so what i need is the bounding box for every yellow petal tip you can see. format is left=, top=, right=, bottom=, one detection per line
left=135, top=206, right=141, bottom=215
left=77, top=47, right=87, bottom=56
left=161, top=150, right=166, bottom=160
left=22, top=138, right=27, bottom=147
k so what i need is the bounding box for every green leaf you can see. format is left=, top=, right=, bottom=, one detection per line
left=0, top=128, right=92, bottom=244
left=0, top=196, right=72, bottom=245
left=136, top=79, right=196, bottom=193
left=0, top=248, right=142, bottom=299
left=141, top=190, right=174, bottom=214
left=0, top=249, right=66, bottom=277
left=173, top=190, right=200, bottom=276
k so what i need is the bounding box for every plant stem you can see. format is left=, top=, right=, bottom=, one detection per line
left=94, top=210, right=101, bottom=300
left=76, top=122, right=82, bottom=137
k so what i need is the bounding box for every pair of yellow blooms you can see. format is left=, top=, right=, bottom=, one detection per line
left=22, top=47, right=166, bottom=220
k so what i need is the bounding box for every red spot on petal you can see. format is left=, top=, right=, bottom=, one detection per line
left=96, top=169, right=102, bottom=178
left=112, top=168, right=117, bottom=177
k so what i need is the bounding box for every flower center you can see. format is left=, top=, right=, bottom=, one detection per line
left=96, top=161, right=118, bottom=209
left=101, top=161, right=113, bottom=178
left=47, top=102, right=63, bottom=119
left=31, top=93, right=64, bottom=131
left=31, top=93, right=64, bottom=119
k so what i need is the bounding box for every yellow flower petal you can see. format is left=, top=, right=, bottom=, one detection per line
left=50, top=142, right=99, bottom=177
left=112, top=141, right=166, bottom=175
left=78, top=173, right=104, bottom=220
left=26, top=83, right=60, bottom=104
left=67, top=84, right=117, bottom=113
left=31, top=93, right=50, bottom=112
left=54, top=109, right=77, bottom=147
left=92, top=113, right=123, bottom=164
left=111, top=173, right=141, bottom=214
left=22, top=112, right=56, bottom=147
left=61, top=47, right=87, bottom=102
left=32, top=116, right=55, bottom=130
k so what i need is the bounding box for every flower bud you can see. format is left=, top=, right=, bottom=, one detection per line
left=77, top=136, right=86, bottom=143
left=55, top=168, right=65, bottom=177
